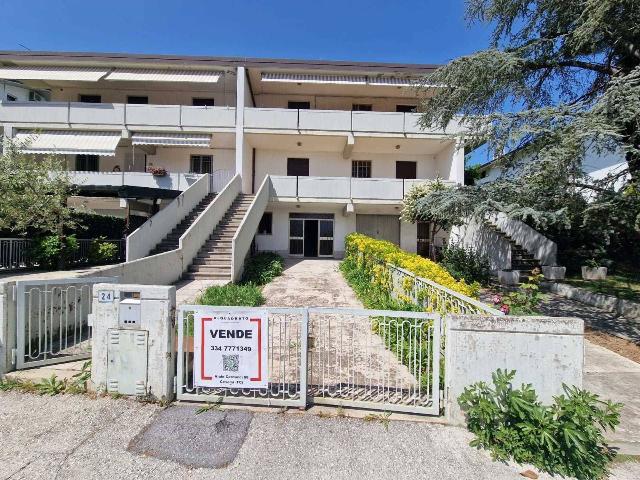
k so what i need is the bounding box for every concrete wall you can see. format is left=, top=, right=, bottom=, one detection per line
left=254, top=94, right=418, bottom=112
left=449, top=218, right=512, bottom=272
left=254, top=149, right=448, bottom=186
left=492, top=212, right=557, bottom=266
left=0, top=281, right=16, bottom=375
left=91, top=284, right=175, bottom=401
left=49, top=73, right=237, bottom=107
left=445, top=314, right=584, bottom=424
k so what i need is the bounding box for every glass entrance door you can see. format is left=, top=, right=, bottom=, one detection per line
left=289, top=214, right=334, bottom=257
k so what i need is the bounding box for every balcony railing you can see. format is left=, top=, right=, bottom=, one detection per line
left=67, top=171, right=205, bottom=191
left=269, top=175, right=448, bottom=201
left=0, top=101, right=236, bottom=129
left=244, top=108, right=461, bottom=135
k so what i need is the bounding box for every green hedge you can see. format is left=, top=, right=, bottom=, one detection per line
left=241, top=252, right=284, bottom=285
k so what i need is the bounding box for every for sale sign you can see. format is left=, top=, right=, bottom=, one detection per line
left=193, top=311, right=268, bottom=389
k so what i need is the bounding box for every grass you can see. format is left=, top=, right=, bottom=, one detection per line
left=0, top=360, right=91, bottom=396
left=198, top=283, right=265, bottom=307
left=564, top=274, right=640, bottom=302
left=241, top=252, right=284, bottom=286
left=196, top=252, right=285, bottom=307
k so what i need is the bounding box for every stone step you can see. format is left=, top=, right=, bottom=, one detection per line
left=191, top=259, right=230, bottom=266
left=183, top=272, right=230, bottom=280
left=197, top=255, right=232, bottom=261
left=189, top=265, right=231, bottom=273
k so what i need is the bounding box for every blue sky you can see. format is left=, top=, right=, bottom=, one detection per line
left=0, top=0, right=493, bottom=163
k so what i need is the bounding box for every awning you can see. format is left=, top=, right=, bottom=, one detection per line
left=105, top=68, right=220, bottom=83
left=262, top=72, right=367, bottom=85
left=14, top=130, right=121, bottom=156
left=261, top=72, right=416, bottom=86
left=131, top=132, right=212, bottom=147
left=0, top=65, right=109, bottom=82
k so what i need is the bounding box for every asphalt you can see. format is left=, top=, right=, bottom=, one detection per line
left=5, top=392, right=639, bottom=480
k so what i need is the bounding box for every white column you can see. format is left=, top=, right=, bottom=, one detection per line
left=235, top=67, right=250, bottom=192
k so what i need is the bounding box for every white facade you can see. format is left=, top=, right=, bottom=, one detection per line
left=0, top=50, right=465, bottom=259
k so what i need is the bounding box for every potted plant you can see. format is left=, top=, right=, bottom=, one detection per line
left=581, top=258, right=608, bottom=281
left=147, top=166, right=168, bottom=177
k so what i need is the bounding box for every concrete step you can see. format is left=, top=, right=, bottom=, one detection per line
left=189, top=266, right=231, bottom=274
left=183, top=272, right=230, bottom=280
left=192, top=259, right=230, bottom=266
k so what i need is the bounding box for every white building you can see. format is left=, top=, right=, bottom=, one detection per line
left=0, top=50, right=464, bottom=279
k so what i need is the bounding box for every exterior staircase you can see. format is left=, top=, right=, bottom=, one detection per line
left=150, top=193, right=217, bottom=255
left=485, top=220, right=541, bottom=283
left=183, top=194, right=255, bottom=280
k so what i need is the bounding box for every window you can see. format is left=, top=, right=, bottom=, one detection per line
left=396, top=161, right=417, bottom=179
left=79, top=94, right=101, bottom=103
left=75, top=154, right=99, bottom=172
left=352, top=104, right=372, bottom=111
left=287, top=101, right=310, bottom=109
left=352, top=160, right=372, bottom=178
left=417, top=221, right=430, bottom=257
left=190, top=155, right=213, bottom=174
left=127, top=95, right=148, bottom=104
left=6, top=94, right=17, bottom=102
left=258, top=212, right=272, bottom=235
left=287, top=158, right=309, bottom=176
left=396, top=104, right=417, bottom=113
left=192, top=98, right=215, bottom=106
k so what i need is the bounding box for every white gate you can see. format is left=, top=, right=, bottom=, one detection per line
left=15, top=277, right=118, bottom=370
left=176, top=306, right=441, bottom=415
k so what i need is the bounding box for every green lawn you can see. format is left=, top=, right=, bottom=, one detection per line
left=564, top=274, right=640, bottom=302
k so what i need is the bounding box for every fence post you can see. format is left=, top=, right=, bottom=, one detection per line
left=299, top=307, right=309, bottom=409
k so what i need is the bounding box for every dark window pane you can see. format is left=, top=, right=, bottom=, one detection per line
left=352, top=104, right=372, bottom=111
left=287, top=158, right=309, bottom=176
left=352, top=160, right=371, bottom=178
left=319, top=220, right=333, bottom=238
left=396, top=104, right=417, bottom=113
left=76, top=154, right=99, bottom=172
left=288, top=101, right=310, bottom=109
left=193, top=98, right=215, bottom=106
left=290, top=219, right=303, bottom=237
left=190, top=155, right=213, bottom=174
left=127, top=96, right=148, bottom=104
left=79, top=94, right=101, bottom=103
left=396, top=161, right=417, bottom=179
left=290, top=239, right=303, bottom=255
left=258, top=213, right=272, bottom=235
left=319, top=240, right=333, bottom=256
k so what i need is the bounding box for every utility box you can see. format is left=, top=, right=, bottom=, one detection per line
left=91, top=284, right=175, bottom=402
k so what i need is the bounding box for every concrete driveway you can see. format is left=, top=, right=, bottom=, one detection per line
left=2, top=392, right=639, bottom=480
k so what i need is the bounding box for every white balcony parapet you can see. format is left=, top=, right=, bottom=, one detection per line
left=67, top=171, right=204, bottom=191
left=245, top=108, right=462, bottom=136
left=269, top=175, right=451, bottom=202
left=0, top=101, right=236, bottom=130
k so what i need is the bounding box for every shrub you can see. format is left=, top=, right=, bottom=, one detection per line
left=87, top=237, right=119, bottom=264
left=241, top=252, right=284, bottom=285
left=440, top=244, right=490, bottom=285
left=344, top=233, right=476, bottom=298
left=197, top=284, right=264, bottom=307
left=459, top=369, right=622, bottom=480
left=30, top=234, right=79, bottom=269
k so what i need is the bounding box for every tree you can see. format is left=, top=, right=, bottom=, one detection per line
left=401, top=179, right=465, bottom=259
left=414, top=0, right=640, bottom=236
left=0, top=139, right=79, bottom=266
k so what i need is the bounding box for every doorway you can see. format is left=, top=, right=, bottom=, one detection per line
left=289, top=214, right=334, bottom=257
left=303, top=220, right=319, bottom=257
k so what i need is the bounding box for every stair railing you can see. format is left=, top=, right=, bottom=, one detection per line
left=231, top=175, right=270, bottom=282
left=180, top=174, right=242, bottom=274
left=125, top=173, right=209, bottom=261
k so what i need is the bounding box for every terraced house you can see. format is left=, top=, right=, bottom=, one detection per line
left=0, top=50, right=464, bottom=282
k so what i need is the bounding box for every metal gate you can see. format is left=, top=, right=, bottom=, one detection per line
left=176, top=306, right=441, bottom=415
left=15, top=276, right=118, bottom=370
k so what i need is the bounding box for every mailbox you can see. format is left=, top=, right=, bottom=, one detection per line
left=119, top=292, right=141, bottom=328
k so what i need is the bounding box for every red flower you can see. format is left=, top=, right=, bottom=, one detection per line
left=500, top=304, right=510, bottom=314
left=492, top=294, right=502, bottom=305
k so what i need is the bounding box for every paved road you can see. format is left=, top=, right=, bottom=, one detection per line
left=2, top=392, right=638, bottom=480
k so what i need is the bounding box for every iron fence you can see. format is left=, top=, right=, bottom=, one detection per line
left=0, top=238, right=125, bottom=271
left=15, top=276, right=118, bottom=369
left=176, top=306, right=441, bottom=415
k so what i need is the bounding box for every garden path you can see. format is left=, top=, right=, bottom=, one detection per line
left=262, top=259, right=427, bottom=404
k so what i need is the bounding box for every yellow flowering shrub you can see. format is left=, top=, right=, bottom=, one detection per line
left=344, top=232, right=477, bottom=299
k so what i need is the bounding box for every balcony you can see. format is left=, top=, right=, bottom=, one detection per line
left=0, top=101, right=236, bottom=130
left=67, top=171, right=204, bottom=191
left=244, top=108, right=461, bottom=136
left=268, top=175, right=451, bottom=203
